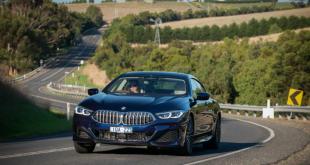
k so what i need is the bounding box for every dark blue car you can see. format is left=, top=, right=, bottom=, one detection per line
left=73, top=71, right=221, bottom=155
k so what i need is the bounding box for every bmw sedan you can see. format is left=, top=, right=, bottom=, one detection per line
left=73, top=71, right=221, bottom=155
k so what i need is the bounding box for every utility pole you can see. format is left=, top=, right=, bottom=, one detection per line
left=150, top=18, right=162, bottom=46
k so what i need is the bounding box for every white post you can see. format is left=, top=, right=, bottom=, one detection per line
left=66, top=102, right=70, bottom=120
left=263, top=99, right=274, bottom=119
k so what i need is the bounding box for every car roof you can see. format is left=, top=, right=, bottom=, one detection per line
left=119, top=71, right=196, bottom=80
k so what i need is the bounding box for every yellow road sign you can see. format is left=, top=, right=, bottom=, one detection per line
left=287, top=88, right=303, bottom=106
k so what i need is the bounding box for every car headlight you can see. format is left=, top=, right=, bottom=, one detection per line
left=156, top=110, right=184, bottom=119
left=75, top=106, right=93, bottom=116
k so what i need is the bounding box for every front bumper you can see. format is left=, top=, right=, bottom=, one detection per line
left=73, top=114, right=188, bottom=148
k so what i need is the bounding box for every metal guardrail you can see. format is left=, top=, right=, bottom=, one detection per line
left=47, top=82, right=88, bottom=97
left=219, top=104, right=310, bottom=113
left=8, top=57, right=58, bottom=84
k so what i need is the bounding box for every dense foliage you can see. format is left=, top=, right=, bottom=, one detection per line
left=93, top=30, right=310, bottom=105
left=0, top=0, right=101, bottom=76
left=86, top=5, right=104, bottom=27
left=124, top=5, right=292, bottom=26
left=105, top=16, right=310, bottom=43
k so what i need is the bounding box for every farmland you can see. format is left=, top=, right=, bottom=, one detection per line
left=160, top=7, right=310, bottom=28
left=66, top=1, right=293, bottom=23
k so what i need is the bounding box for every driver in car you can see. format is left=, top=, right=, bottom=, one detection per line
left=127, top=81, right=140, bottom=94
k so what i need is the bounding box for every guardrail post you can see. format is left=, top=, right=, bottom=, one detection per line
left=302, top=116, right=307, bottom=121
left=67, top=102, right=70, bottom=120
left=263, top=99, right=274, bottom=119
left=287, top=114, right=291, bottom=120
left=253, top=112, right=256, bottom=118
left=245, top=112, right=248, bottom=117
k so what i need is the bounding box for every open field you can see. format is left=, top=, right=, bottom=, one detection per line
left=65, top=2, right=289, bottom=22
left=159, top=7, right=310, bottom=28
left=131, top=27, right=310, bottom=48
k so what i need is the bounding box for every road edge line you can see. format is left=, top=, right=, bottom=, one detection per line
left=184, top=117, right=275, bottom=165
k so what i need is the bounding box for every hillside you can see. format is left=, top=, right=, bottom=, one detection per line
left=0, top=81, right=71, bottom=141
left=131, top=27, right=310, bottom=48
left=159, top=7, right=310, bottom=28
left=66, top=2, right=289, bottom=23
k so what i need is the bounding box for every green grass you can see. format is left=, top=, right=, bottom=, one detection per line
left=0, top=82, right=71, bottom=141
left=64, top=66, right=100, bottom=88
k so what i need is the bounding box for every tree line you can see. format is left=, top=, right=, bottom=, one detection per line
left=106, top=16, right=310, bottom=43
left=126, top=5, right=293, bottom=26
left=93, top=30, right=310, bottom=105
left=0, top=0, right=103, bottom=77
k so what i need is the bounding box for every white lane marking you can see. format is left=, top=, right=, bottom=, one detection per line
left=39, top=45, right=88, bottom=82
left=0, top=147, right=74, bottom=159
left=184, top=117, right=275, bottom=165
left=40, top=68, right=64, bottom=82
left=30, top=94, right=77, bottom=106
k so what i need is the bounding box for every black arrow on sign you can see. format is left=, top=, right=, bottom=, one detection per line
left=290, top=90, right=301, bottom=105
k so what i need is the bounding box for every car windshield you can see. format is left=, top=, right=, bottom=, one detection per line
left=105, top=77, right=187, bottom=96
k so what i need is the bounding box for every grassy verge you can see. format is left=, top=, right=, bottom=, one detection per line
left=0, top=82, right=71, bottom=141
left=64, top=66, right=100, bottom=88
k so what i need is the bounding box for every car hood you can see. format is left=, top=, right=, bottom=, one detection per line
left=79, top=93, right=189, bottom=112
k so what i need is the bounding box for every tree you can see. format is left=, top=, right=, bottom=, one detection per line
left=86, top=5, right=103, bottom=27
left=268, top=24, right=282, bottom=34
left=209, top=25, right=222, bottom=41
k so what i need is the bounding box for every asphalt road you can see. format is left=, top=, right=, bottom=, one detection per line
left=0, top=116, right=309, bottom=165
left=2, top=28, right=309, bottom=165
left=19, top=28, right=101, bottom=110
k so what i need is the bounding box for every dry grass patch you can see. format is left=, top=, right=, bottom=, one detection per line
left=81, top=63, right=110, bottom=87
left=66, top=2, right=193, bottom=23
left=66, top=2, right=284, bottom=23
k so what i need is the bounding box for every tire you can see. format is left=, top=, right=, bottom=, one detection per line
left=147, top=146, right=158, bottom=153
left=74, top=141, right=95, bottom=153
left=180, top=116, right=194, bottom=155
left=203, top=116, right=221, bottom=149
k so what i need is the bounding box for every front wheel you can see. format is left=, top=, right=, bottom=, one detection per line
left=203, top=116, right=221, bottom=149
left=147, top=146, right=158, bottom=153
left=180, top=117, right=194, bottom=155
left=74, top=141, right=95, bottom=153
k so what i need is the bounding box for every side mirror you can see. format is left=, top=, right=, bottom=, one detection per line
left=88, top=88, right=99, bottom=96
left=197, top=92, right=210, bottom=100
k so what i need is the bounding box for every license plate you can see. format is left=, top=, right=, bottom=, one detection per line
left=110, top=126, right=133, bottom=133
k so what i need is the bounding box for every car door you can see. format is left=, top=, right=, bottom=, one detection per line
left=190, top=79, right=215, bottom=135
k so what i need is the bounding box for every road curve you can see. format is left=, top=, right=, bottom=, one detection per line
left=0, top=115, right=309, bottom=165
left=0, top=117, right=269, bottom=165
left=19, top=28, right=101, bottom=110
